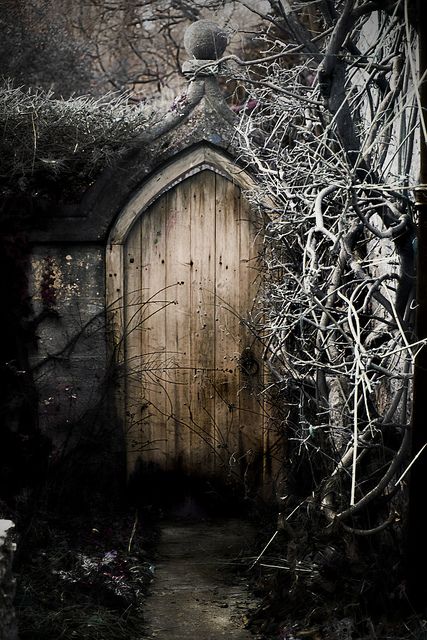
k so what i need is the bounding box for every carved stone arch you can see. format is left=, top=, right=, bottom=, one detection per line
left=107, top=145, right=260, bottom=244
left=106, top=144, right=273, bottom=494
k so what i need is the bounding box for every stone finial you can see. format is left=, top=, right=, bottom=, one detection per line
left=184, top=20, right=228, bottom=61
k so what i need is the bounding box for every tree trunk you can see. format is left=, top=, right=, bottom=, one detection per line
left=406, top=1, right=427, bottom=609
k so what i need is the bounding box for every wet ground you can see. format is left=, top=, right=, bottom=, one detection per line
left=143, top=515, right=263, bottom=639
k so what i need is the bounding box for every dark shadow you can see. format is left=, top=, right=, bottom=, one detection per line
left=127, top=461, right=263, bottom=521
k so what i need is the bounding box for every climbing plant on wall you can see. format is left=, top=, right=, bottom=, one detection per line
left=226, top=0, right=422, bottom=619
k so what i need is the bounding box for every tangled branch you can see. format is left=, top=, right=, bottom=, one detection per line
left=234, top=0, right=420, bottom=534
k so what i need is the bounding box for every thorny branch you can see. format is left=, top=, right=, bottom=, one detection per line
left=233, top=0, right=421, bottom=535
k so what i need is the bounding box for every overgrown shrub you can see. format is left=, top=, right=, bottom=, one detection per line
left=0, top=81, right=152, bottom=199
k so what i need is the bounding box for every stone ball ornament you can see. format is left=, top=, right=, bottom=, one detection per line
left=184, top=20, right=228, bottom=60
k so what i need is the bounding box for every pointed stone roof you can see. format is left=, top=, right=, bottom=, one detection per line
left=32, top=20, right=242, bottom=243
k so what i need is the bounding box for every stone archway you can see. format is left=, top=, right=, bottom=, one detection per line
left=106, top=146, right=272, bottom=491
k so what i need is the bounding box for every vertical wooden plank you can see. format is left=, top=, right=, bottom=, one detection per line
left=214, top=174, right=242, bottom=482
left=124, top=195, right=167, bottom=472
left=165, top=181, right=192, bottom=472
left=139, top=194, right=167, bottom=469
left=189, top=171, right=216, bottom=476
left=124, top=218, right=143, bottom=470
left=238, top=190, right=266, bottom=496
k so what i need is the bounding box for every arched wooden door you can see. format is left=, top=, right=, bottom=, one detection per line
left=108, top=155, right=271, bottom=491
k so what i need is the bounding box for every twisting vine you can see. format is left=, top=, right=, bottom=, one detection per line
left=230, top=0, right=421, bottom=536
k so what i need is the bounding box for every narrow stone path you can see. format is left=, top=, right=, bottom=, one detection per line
left=143, top=517, right=262, bottom=639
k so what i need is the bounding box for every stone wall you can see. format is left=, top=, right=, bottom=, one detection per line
left=29, top=244, right=108, bottom=445
left=0, top=521, right=18, bottom=640
left=27, top=242, right=124, bottom=504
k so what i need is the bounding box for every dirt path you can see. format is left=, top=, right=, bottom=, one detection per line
left=143, top=517, right=262, bottom=639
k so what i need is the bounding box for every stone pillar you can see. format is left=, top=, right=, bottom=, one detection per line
left=181, top=20, right=236, bottom=127
left=0, top=521, right=18, bottom=640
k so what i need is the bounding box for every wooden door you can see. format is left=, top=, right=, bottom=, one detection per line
left=123, top=170, right=265, bottom=488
